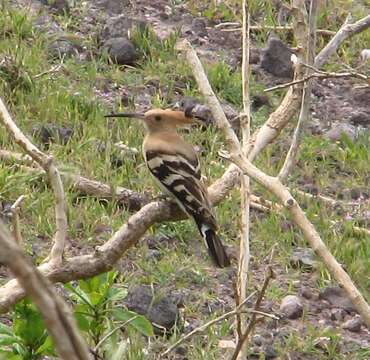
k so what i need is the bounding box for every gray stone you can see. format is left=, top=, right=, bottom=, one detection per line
left=290, top=247, right=317, bottom=271
left=280, top=295, right=303, bottom=319
left=32, top=123, right=73, bottom=146
left=264, top=345, right=278, bottom=359
left=252, top=334, right=263, bottom=346
left=330, top=308, right=346, bottom=321
left=102, top=37, right=138, bottom=65
left=324, top=123, right=357, bottom=142
left=124, top=285, right=179, bottom=332
left=48, top=39, right=80, bottom=59
left=261, top=37, right=294, bottom=78
left=94, top=0, right=130, bottom=15
left=342, top=316, right=362, bottom=332
left=191, top=17, right=208, bottom=37
left=101, top=15, right=147, bottom=41
left=350, top=111, right=370, bottom=126
left=48, top=0, right=70, bottom=14
left=319, top=286, right=355, bottom=312
left=175, top=97, right=239, bottom=132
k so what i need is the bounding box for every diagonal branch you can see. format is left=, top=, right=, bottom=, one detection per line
left=177, top=39, right=370, bottom=327
left=0, top=220, right=90, bottom=360
left=315, top=14, right=370, bottom=68
left=0, top=98, right=67, bottom=265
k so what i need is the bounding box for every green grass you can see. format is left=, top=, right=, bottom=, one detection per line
left=0, top=2, right=369, bottom=359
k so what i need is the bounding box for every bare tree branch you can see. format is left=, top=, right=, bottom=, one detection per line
left=0, top=220, right=91, bottom=360
left=0, top=98, right=67, bottom=265
left=215, top=23, right=335, bottom=36
left=278, top=0, right=318, bottom=181
left=264, top=70, right=369, bottom=92
left=236, top=1, right=251, bottom=358
left=177, top=38, right=370, bottom=327
left=315, top=14, right=370, bottom=68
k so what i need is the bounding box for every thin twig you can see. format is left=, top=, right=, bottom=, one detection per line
left=231, top=265, right=275, bottom=360
left=10, top=195, right=26, bottom=245
left=236, top=1, right=251, bottom=358
left=161, top=292, right=257, bottom=357
left=214, top=23, right=335, bottom=36
left=264, top=70, right=369, bottom=92
left=0, top=98, right=68, bottom=265
left=278, top=0, right=318, bottom=181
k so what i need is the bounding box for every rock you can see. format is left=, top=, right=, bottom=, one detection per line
left=191, top=17, right=208, bottom=37
left=32, top=123, right=73, bottom=146
left=94, top=0, right=130, bottom=15
left=300, top=287, right=315, bottom=300
left=48, top=38, right=80, bottom=59
left=290, top=247, right=318, bottom=271
left=264, top=344, right=278, bottom=359
left=342, top=316, right=362, bottom=332
left=48, top=0, right=70, bottom=14
left=330, top=308, right=346, bottom=321
left=319, top=286, right=355, bottom=312
left=124, top=285, right=179, bottom=332
left=93, top=224, right=112, bottom=235
left=251, top=94, right=271, bottom=110
left=101, top=15, right=147, bottom=41
left=261, top=37, right=294, bottom=78
left=145, top=235, right=176, bottom=250
left=280, top=295, right=303, bottom=319
left=175, top=97, right=239, bottom=132
left=349, top=111, right=370, bottom=126
left=253, top=334, right=263, bottom=346
left=102, top=37, right=138, bottom=65
left=324, top=123, right=357, bottom=142
left=250, top=47, right=261, bottom=64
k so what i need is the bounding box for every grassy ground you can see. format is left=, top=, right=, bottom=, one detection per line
left=0, top=1, right=369, bottom=359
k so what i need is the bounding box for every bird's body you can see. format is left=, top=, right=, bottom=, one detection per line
left=106, top=109, right=230, bottom=267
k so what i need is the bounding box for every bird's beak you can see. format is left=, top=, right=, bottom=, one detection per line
left=104, top=112, right=145, bottom=119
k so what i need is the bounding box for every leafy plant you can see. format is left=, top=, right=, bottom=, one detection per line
left=0, top=301, right=54, bottom=360
left=65, top=271, right=153, bottom=357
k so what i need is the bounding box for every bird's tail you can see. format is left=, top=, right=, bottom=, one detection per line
left=195, top=220, right=230, bottom=267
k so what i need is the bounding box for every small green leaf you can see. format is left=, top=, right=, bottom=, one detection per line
left=112, top=309, right=153, bottom=337
left=128, top=315, right=154, bottom=337
left=0, top=334, right=19, bottom=346
left=0, top=323, right=13, bottom=336
left=74, top=312, right=91, bottom=332
left=35, top=335, right=55, bottom=355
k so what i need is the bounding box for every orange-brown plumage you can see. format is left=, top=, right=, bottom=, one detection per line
left=105, top=108, right=230, bottom=267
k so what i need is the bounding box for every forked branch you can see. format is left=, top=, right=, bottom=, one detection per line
left=0, top=98, right=67, bottom=265
left=177, top=39, right=370, bottom=327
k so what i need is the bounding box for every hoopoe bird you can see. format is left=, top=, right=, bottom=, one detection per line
left=105, top=108, right=230, bottom=267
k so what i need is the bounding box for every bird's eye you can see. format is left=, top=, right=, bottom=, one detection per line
left=154, top=115, right=161, bottom=122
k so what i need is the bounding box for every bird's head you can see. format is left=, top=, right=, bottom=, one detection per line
left=105, top=108, right=196, bottom=132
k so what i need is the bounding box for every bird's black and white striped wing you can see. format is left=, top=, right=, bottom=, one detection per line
left=145, top=150, right=230, bottom=267
left=144, top=150, right=214, bottom=221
